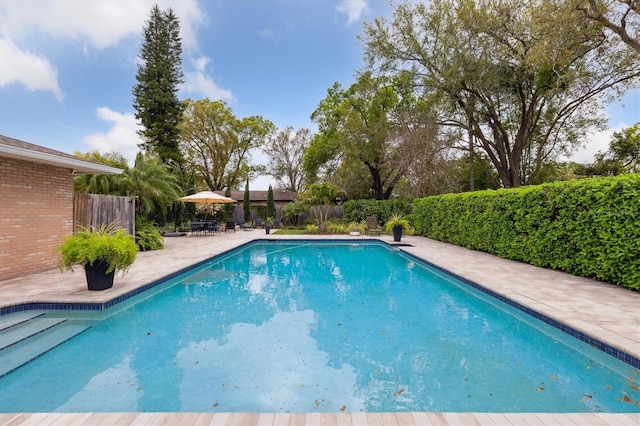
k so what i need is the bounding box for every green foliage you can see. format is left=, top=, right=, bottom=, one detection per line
left=413, top=175, right=640, bottom=289
left=298, top=183, right=344, bottom=232
left=120, top=152, right=181, bottom=218
left=346, top=221, right=366, bottom=233
left=325, top=221, right=348, bottom=234
left=135, top=220, right=164, bottom=251
left=582, top=123, right=640, bottom=177
left=56, top=224, right=138, bottom=275
left=384, top=214, right=411, bottom=233
left=133, top=5, right=184, bottom=166
left=343, top=198, right=413, bottom=223
left=267, top=185, right=276, bottom=217
left=179, top=99, right=275, bottom=191
left=281, top=200, right=308, bottom=227
left=73, top=151, right=181, bottom=224
left=361, top=0, right=637, bottom=188
left=243, top=179, right=251, bottom=223
left=264, top=127, right=309, bottom=192
left=266, top=185, right=276, bottom=219
left=222, top=184, right=235, bottom=221
left=304, top=224, right=320, bottom=234
left=309, top=72, right=436, bottom=199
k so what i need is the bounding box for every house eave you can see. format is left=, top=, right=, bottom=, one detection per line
left=0, top=144, right=123, bottom=174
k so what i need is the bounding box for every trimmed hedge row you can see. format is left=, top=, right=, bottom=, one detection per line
left=413, top=174, right=640, bottom=290
left=343, top=198, right=414, bottom=224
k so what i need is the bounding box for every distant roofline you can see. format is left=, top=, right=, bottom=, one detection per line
left=214, top=189, right=297, bottom=202
left=0, top=135, right=123, bottom=174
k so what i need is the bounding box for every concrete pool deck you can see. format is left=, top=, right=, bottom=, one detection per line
left=0, top=232, right=638, bottom=425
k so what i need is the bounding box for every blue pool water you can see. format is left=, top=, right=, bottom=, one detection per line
left=0, top=241, right=638, bottom=413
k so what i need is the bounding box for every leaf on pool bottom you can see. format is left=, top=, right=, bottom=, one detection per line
left=194, top=360, right=199, bottom=366
left=549, top=375, right=557, bottom=380
left=341, top=405, right=347, bottom=411
left=538, top=387, right=545, bottom=391
left=393, top=389, right=405, bottom=397
left=213, top=402, right=219, bottom=407
left=582, top=393, right=592, bottom=399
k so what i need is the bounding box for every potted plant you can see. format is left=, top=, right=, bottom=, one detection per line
left=264, top=217, right=274, bottom=234
left=56, top=223, right=138, bottom=291
left=385, top=214, right=411, bottom=242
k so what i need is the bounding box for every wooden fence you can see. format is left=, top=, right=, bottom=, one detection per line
left=231, top=204, right=343, bottom=227
left=74, top=194, right=136, bottom=235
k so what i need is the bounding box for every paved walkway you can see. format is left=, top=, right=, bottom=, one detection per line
left=0, top=231, right=638, bottom=425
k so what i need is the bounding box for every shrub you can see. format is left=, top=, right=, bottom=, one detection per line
left=343, top=199, right=413, bottom=223
left=413, top=174, right=640, bottom=289
left=135, top=220, right=164, bottom=251
left=304, top=224, right=320, bottom=234
left=326, top=222, right=348, bottom=234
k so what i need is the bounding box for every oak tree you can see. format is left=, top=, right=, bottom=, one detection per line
left=361, top=0, right=640, bottom=187
left=178, top=98, right=275, bottom=191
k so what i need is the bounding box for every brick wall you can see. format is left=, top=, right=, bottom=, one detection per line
left=0, top=157, right=74, bottom=280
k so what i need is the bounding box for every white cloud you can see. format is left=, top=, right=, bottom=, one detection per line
left=82, top=107, right=143, bottom=163
left=182, top=56, right=234, bottom=101
left=0, top=37, right=63, bottom=100
left=258, top=28, right=276, bottom=41
left=336, top=0, right=370, bottom=26
left=0, top=0, right=203, bottom=97
left=0, top=0, right=203, bottom=49
left=0, top=1, right=149, bottom=49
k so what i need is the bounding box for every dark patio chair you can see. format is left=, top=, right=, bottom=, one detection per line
left=191, top=222, right=205, bottom=236
left=366, top=216, right=382, bottom=235
left=205, top=221, right=218, bottom=235
left=225, top=221, right=235, bottom=233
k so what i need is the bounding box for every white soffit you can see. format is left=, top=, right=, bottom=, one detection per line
left=0, top=144, right=123, bottom=174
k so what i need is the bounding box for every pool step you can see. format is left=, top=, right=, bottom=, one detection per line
left=0, top=315, right=91, bottom=377
left=0, top=311, right=46, bottom=332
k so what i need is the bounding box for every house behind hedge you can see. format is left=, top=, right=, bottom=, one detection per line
left=0, top=135, right=122, bottom=281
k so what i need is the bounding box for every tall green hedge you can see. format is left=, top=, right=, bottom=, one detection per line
left=413, top=174, right=640, bottom=290
left=343, top=199, right=414, bottom=224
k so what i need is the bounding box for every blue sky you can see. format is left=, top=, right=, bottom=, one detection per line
left=0, top=0, right=638, bottom=189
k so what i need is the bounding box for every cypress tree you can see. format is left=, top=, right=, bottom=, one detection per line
left=266, top=185, right=275, bottom=220
left=133, top=5, right=185, bottom=167
left=223, top=181, right=235, bottom=222
left=243, top=179, right=252, bottom=224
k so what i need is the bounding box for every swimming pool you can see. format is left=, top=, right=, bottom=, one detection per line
left=0, top=241, right=638, bottom=412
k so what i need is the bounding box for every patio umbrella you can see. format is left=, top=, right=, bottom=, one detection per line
left=179, top=191, right=235, bottom=204
left=180, top=191, right=236, bottom=221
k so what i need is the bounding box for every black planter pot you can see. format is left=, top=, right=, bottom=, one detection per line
left=265, top=225, right=271, bottom=234
left=84, top=260, right=115, bottom=291
left=392, top=225, right=403, bottom=242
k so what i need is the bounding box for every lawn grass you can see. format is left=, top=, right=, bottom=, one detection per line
left=272, top=228, right=306, bottom=235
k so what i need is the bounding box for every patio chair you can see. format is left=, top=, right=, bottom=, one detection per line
left=225, top=221, right=235, bottom=233
left=366, top=216, right=381, bottom=235
left=205, top=221, right=218, bottom=235
left=191, top=221, right=205, bottom=236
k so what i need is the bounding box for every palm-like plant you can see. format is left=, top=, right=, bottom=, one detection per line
left=113, top=152, right=181, bottom=217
